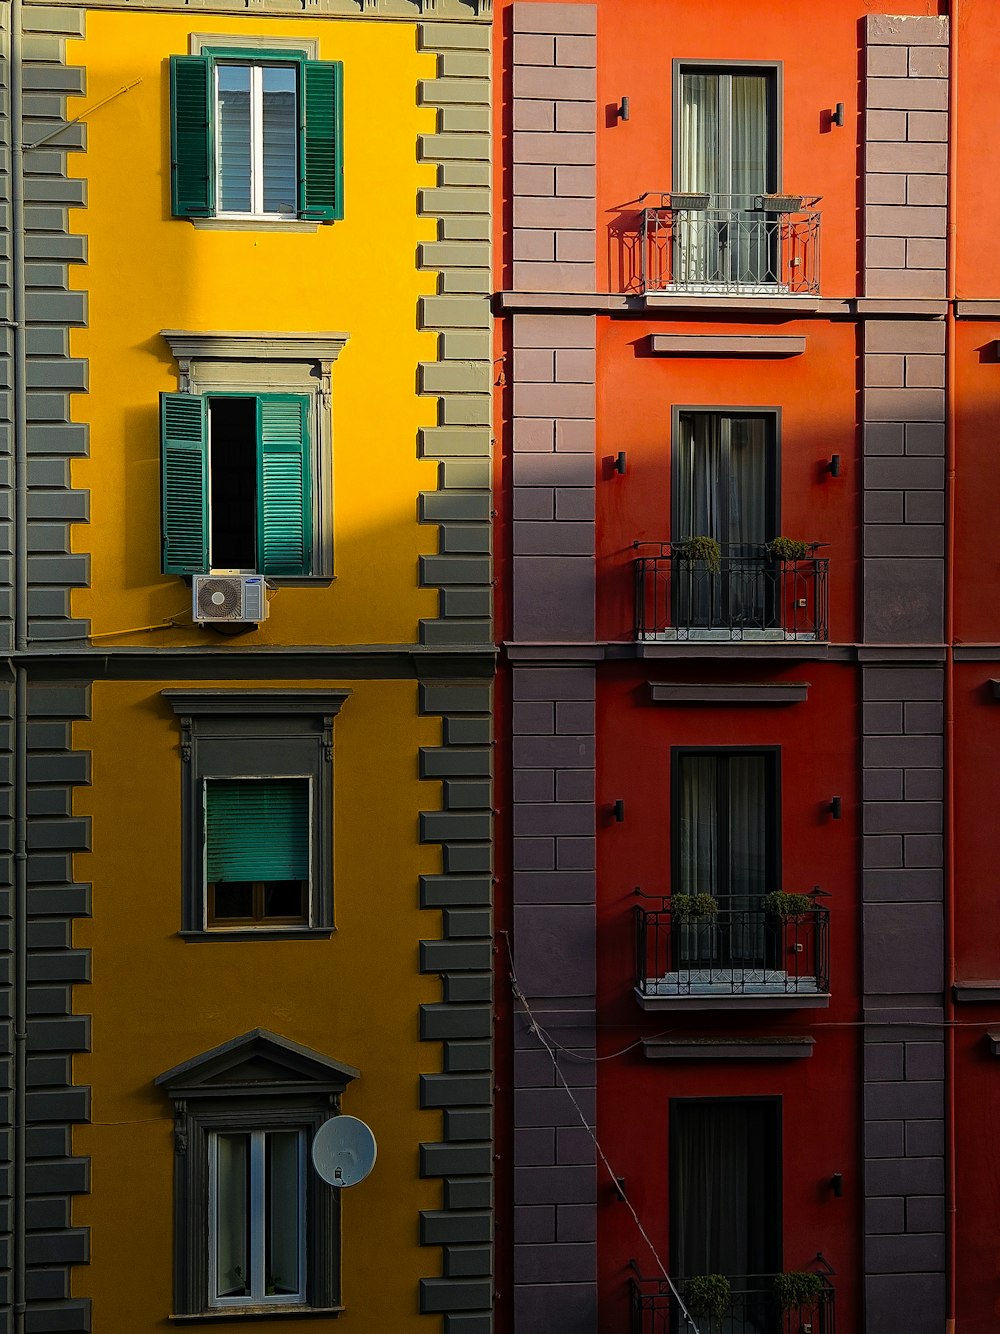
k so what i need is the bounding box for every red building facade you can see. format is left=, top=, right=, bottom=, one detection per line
left=492, top=2, right=1000, bottom=1331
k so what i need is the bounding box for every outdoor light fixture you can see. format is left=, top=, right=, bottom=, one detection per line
left=614, top=451, right=627, bottom=476
left=828, top=453, right=842, bottom=477
left=830, top=1172, right=844, bottom=1197
left=614, top=799, right=625, bottom=823
left=830, top=796, right=842, bottom=820
left=833, top=103, right=845, bottom=126
left=617, top=96, right=630, bottom=122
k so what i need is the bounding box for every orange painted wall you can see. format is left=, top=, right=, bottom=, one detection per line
left=595, top=319, right=860, bottom=644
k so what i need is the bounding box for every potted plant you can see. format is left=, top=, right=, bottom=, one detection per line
left=773, top=1270, right=823, bottom=1311
left=676, top=535, right=722, bottom=574
left=671, top=893, right=718, bottom=921
left=767, top=536, right=810, bottom=562
left=685, top=1274, right=731, bottom=1324
left=762, top=891, right=813, bottom=921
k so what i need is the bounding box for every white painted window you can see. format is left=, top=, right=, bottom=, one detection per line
left=216, top=62, right=297, bottom=217
left=208, top=1128, right=307, bottom=1307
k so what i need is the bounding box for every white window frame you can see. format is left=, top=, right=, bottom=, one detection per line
left=207, top=1127, right=307, bottom=1308
left=214, top=60, right=298, bottom=221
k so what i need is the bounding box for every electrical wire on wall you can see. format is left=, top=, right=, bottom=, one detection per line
left=499, top=932, right=701, bottom=1334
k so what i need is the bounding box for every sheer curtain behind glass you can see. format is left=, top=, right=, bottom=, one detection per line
left=729, top=755, right=767, bottom=963
left=214, top=1133, right=250, bottom=1300
left=677, top=73, right=720, bottom=282
left=677, top=755, right=719, bottom=965
left=730, top=74, right=771, bottom=282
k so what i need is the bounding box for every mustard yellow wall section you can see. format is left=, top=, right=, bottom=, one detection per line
left=71, top=678, right=443, bottom=1329
left=66, top=13, right=440, bottom=647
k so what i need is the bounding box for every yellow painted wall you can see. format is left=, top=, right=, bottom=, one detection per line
left=72, top=677, right=444, bottom=1328
left=66, top=13, right=441, bottom=647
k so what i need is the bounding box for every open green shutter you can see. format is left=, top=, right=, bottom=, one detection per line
left=257, top=395, right=311, bottom=576
left=299, top=60, right=343, bottom=222
left=161, top=393, right=209, bottom=575
left=205, top=779, right=310, bottom=882
left=170, top=55, right=214, bottom=218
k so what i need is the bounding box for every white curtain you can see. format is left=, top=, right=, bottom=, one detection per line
left=729, top=755, right=767, bottom=962
left=678, top=755, right=718, bottom=964
left=731, top=74, right=771, bottom=282
left=677, top=73, right=720, bottom=282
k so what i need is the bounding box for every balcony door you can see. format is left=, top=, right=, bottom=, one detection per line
left=673, top=410, right=777, bottom=630
left=674, top=749, right=778, bottom=969
left=674, top=66, right=779, bottom=286
left=670, top=1099, right=781, bottom=1332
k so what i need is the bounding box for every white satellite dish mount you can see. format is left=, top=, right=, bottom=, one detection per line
left=311, top=1114, right=377, bottom=1188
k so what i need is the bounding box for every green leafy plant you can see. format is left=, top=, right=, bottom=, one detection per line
left=676, top=535, right=722, bottom=574
left=768, top=536, right=810, bottom=561
left=671, top=893, right=718, bottom=920
left=685, top=1273, right=731, bottom=1320
left=762, top=891, right=813, bottom=919
left=773, top=1271, right=823, bottom=1310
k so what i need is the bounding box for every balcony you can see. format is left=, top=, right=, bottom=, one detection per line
left=633, top=544, right=829, bottom=643
left=639, top=192, right=822, bottom=297
left=630, top=1268, right=836, bottom=1334
left=634, top=894, right=831, bottom=1011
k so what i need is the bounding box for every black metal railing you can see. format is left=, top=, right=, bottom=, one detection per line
left=630, top=1269, right=836, bottom=1334
left=635, top=896, right=830, bottom=1000
left=633, top=543, right=829, bottom=642
left=639, top=192, right=822, bottom=296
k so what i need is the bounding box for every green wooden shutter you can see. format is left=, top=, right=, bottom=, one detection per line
left=299, top=61, right=343, bottom=221
left=170, top=55, right=214, bottom=218
left=257, top=395, right=311, bottom=576
left=205, top=778, right=310, bottom=882
left=160, top=392, right=209, bottom=574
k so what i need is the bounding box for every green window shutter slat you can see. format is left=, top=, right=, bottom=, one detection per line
left=299, top=61, right=343, bottom=222
left=160, top=392, right=209, bottom=574
left=206, top=779, right=310, bottom=882
left=170, top=55, right=214, bottom=218
left=257, top=395, right=311, bottom=576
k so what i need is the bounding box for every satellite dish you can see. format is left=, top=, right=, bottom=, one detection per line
left=311, top=1115, right=377, bottom=1188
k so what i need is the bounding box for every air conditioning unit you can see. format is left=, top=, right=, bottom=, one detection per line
left=192, top=575, right=268, bottom=625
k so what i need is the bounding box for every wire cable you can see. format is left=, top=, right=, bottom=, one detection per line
left=500, top=932, right=700, bottom=1332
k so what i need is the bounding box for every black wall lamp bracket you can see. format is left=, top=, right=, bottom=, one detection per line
left=617, top=96, right=630, bottom=122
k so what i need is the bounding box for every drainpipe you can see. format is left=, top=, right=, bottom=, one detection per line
left=9, top=0, right=28, bottom=1321
left=944, top=2, right=958, bottom=1331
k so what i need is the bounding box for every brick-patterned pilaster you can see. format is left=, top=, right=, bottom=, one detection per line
left=511, top=2, right=596, bottom=294
left=862, top=664, right=945, bottom=1332
left=511, top=664, right=596, bottom=1334
left=865, top=14, right=948, bottom=301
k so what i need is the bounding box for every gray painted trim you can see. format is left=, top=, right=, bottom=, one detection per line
left=155, top=1027, right=360, bottom=1096
left=160, top=331, right=349, bottom=366
left=643, top=1037, right=815, bottom=1060
left=31, top=0, right=490, bottom=16
left=636, top=990, right=830, bottom=1013
left=647, top=334, right=806, bottom=358
left=648, top=682, right=810, bottom=705
left=189, top=31, right=319, bottom=57
left=953, top=983, right=1000, bottom=1003
left=417, top=677, right=493, bottom=1329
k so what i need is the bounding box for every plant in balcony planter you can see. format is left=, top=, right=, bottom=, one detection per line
left=671, top=893, right=718, bottom=921
left=762, top=891, right=814, bottom=921
left=685, top=1274, right=731, bottom=1322
left=767, top=536, right=810, bottom=561
left=773, top=1271, right=824, bottom=1310
left=676, top=535, right=722, bottom=574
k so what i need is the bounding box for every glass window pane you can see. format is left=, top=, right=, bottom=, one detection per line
left=265, top=1131, right=302, bottom=1298
left=678, top=755, right=718, bottom=897
left=210, top=882, right=254, bottom=920
left=217, top=65, right=252, bottom=213
left=214, top=1133, right=250, bottom=1299
left=263, top=881, right=306, bottom=920
left=262, top=66, right=297, bottom=215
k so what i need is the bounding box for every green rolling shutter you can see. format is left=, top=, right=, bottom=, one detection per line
left=299, top=61, right=343, bottom=221
left=205, top=778, right=310, bottom=882
left=257, top=395, right=311, bottom=576
left=160, top=392, right=209, bottom=574
left=170, top=56, right=214, bottom=218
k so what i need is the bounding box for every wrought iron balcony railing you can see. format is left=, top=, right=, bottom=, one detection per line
left=639, top=192, right=822, bottom=296
left=633, top=543, right=829, bottom=643
left=634, top=895, right=830, bottom=1002
left=630, top=1268, right=836, bottom=1334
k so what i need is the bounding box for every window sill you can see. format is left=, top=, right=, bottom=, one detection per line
left=179, top=928, right=334, bottom=943
left=190, top=218, right=322, bottom=233
left=170, top=1306, right=344, bottom=1323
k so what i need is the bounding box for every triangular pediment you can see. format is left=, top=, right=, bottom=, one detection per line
left=155, top=1029, right=360, bottom=1099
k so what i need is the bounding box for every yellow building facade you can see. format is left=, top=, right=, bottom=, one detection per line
left=0, top=0, right=493, bottom=1329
